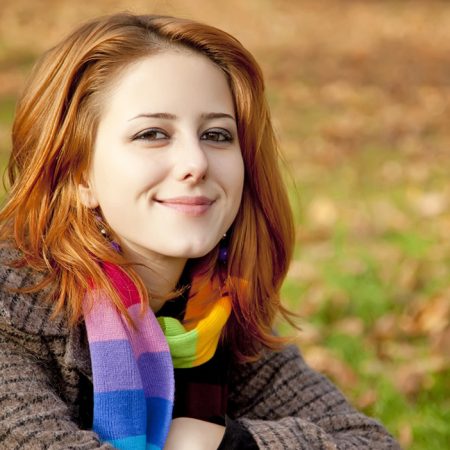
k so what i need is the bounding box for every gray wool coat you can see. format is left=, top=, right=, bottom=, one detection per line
left=0, top=249, right=401, bottom=449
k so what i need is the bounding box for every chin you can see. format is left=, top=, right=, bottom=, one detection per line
left=182, top=249, right=213, bottom=259
left=174, top=244, right=217, bottom=259
left=165, top=236, right=221, bottom=259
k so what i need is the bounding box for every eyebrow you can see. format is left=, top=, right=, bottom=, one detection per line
left=128, top=112, right=236, bottom=121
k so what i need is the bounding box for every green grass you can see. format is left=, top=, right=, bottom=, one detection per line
left=0, top=95, right=16, bottom=124
left=279, top=144, right=448, bottom=448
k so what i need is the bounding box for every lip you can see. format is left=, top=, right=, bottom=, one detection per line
left=155, top=196, right=215, bottom=216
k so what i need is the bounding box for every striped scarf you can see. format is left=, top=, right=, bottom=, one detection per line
left=83, top=262, right=232, bottom=450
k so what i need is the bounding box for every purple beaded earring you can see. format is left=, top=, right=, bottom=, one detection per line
left=94, top=212, right=121, bottom=252
left=218, top=233, right=228, bottom=265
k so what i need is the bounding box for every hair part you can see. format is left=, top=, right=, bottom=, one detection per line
left=0, top=13, right=296, bottom=361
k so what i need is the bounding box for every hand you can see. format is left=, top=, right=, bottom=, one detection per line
left=164, top=417, right=226, bottom=450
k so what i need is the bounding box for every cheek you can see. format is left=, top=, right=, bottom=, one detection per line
left=91, top=150, right=167, bottom=200
left=217, top=153, right=245, bottom=204
left=230, top=155, right=245, bottom=195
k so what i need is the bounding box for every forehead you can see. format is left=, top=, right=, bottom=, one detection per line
left=100, top=49, right=235, bottom=120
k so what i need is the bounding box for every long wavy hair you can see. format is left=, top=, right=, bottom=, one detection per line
left=0, top=13, right=295, bottom=360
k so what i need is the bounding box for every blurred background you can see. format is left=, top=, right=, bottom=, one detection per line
left=0, top=1, right=449, bottom=448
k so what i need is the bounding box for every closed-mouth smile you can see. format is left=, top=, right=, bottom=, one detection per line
left=155, top=196, right=214, bottom=216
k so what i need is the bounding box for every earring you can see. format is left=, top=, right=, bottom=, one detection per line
left=94, top=212, right=121, bottom=252
left=218, top=233, right=228, bottom=265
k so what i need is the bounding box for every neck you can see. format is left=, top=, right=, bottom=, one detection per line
left=121, top=245, right=187, bottom=312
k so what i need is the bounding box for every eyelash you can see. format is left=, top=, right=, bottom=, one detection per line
left=133, top=128, right=167, bottom=141
left=133, top=128, right=233, bottom=143
left=200, top=129, right=233, bottom=143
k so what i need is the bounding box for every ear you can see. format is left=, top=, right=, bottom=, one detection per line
left=78, top=179, right=99, bottom=209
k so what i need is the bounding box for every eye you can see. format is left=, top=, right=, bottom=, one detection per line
left=133, top=128, right=168, bottom=141
left=200, top=128, right=233, bottom=143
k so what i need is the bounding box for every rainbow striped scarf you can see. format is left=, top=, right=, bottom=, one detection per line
left=83, top=262, right=232, bottom=450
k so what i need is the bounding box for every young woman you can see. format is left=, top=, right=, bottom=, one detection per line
left=0, top=13, right=400, bottom=450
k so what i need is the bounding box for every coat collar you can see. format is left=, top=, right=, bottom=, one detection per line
left=65, top=321, right=93, bottom=380
left=0, top=246, right=93, bottom=379
left=0, top=261, right=67, bottom=336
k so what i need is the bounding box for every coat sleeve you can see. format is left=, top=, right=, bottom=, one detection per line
left=0, top=320, right=114, bottom=450
left=227, top=345, right=401, bottom=450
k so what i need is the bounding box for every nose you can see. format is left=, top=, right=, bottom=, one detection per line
left=173, top=135, right=208, bottom=183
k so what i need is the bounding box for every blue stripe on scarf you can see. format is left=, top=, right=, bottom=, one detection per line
left=93, top=389, right=147, bottom=440
left=146, top=397, right=173, bottom=447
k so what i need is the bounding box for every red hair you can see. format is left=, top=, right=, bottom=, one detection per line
left=0, top=13, right=295, bottom=360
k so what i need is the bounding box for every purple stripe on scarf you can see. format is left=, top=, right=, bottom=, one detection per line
left=137, top=351, right=174, bottom=398
left=89, top=340, right=142, bottom=393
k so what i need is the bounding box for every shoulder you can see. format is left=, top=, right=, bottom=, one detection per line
left=0, top=245, right=67, bottom=336
left=229, top=344, right=304, bottom=383
left=228, top=344, right=307, bottom=391
left=228, top=344, right=335, bottom=417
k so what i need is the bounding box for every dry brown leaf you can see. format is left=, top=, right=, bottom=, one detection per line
left=356, top=389, right=378, bottom=410
left=307, top=197, right=338, bottom=229
left=304, top=346, right=358, bottom=387
left=412, top=293, right=450, bottom=335
left=287, top=259, right=320, bottom=283
left=398, top=423, right=413, bottom=449
left=393, top=364, right=427, bottom=398
left=431, top=328, right=450, bottom=359
left=335, top=317, right=365, bottom=337
left=412, top=191, right=447, bottom=218
left=373, top=314, right=399, bottom=341
left=296, top=323, right=322, bottom=346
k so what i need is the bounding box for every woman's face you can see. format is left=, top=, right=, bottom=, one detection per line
left=78, top=50, right=244, bottom=264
